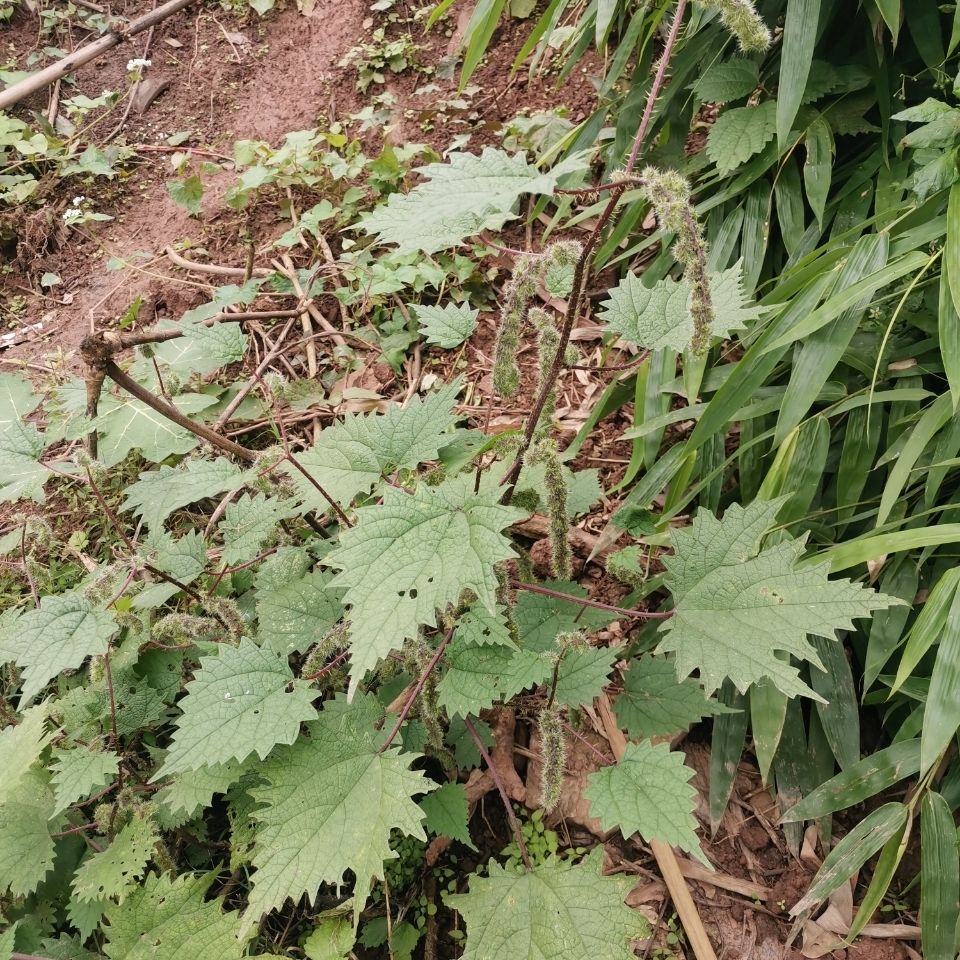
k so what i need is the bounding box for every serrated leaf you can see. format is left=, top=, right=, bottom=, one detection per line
left=415, top=303, right=479, bottom=348
left=157, top=759, right=247, bottom=819
left=167, top=174, right=203, bottom=215
left=304, top=917, right=355, bottom=960
left=515, top=464, right=601, bottom=517
left=175, top=318, right=247, bottom=370
left=0, top=768, right=59, bottom=898
left=445, top=849, right=647, bottom=960
left=256, top=569, right=345, bottom=655
left=598, top=261, right=761, bottom=353
left=4, top=592, right=117, bottom=707
left=288, top=380, right=462, bottom=509
left=0, top=923, right=16, bottom=960
left=437, top=639, right=550, bottom=717
left=327, top=474, right=524, bottom=696
left=103, top=871, right=250, bottom=960
left=614, top=656, right=734, bottom=739
left=419, top=782, right=475, bottom=849
left=72, top=816, right=157, bottom=903
left=50, top=747, right=119, bottom=817
left=122, top=458, right=245, bottom=531
left=655, top=499, right=900, bottom=698
left=553, top=646, right=617, bottom=708
left=0, top=702, right=51, bottom=803
left=154, top=638, right=318, bottom=778
left=456, top=601, right=516, bottom=647
left=361, top=149, right=587, bottom=254
left=585, top=741, right=704, bottom=861
left=0, top=371, right=39, bottom=428
left=0, top=420, right=50, bottom=504
left=220, top=492, right=297, bottom=565
left=137, top=529, right=206, bottom=607
left=243, top=708, right=436, bottom=930
left=706, top=100, right=777, bottom=174
left=513, top=580, right=612, bottom=650
left=693, top=59, right=759, bottom=103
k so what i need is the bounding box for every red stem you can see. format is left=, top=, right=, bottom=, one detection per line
left=509, top=579, right=672, bottom=620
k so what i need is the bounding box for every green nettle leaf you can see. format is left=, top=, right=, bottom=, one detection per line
left=597, top=262, right=761, bottom=353
left=0, top=420, right=50, bottom=504
left=552, top=646, right=617, bottom=708
left=256, top=569, right=345, bottom=655
left=90, top=392, right=217, bottom=468
left=706, top=100, right=777, bottom=175
left=167, top=174, right=203, bottom=216
left=0, top=769, right=60, bottom=897
left=0, top=702, right=51, bottom=803
left=175, top=319, right=247, bottom=370
left=50, top=747, right=119, bottom=816
left=219, top=492, right=297, bottom=565
left=72, top=816, right=158, bottom=903
left=438, top=638, right=550, bottom=718
left=585, top=741, right=704, bottom=861
left=415, top=303, right=480, bottom=348
left=693, top=59, right=759, bottom=103
left=154, top=638, right=318, bottom=778
left=445, top=850, right=647, bottom=960
left=0, top=923, right=16, bottom=960
left=456, top=601, right=516, bottom=648
left=0, top=371, right=40, bottom=427
left=121, top=457, right=245, bottom=531
left=287, top=380, right=462, bottom=509
left=327, top=474, right=525, bottom=695
left=419, top=781, right=476, bottom=849
left=655, top=500, right=900, bottom=698
left=103, top=872, right=250, bottom=960
left=137, top=529, right=207, bottom=607
left=157, top=759, right=248, bottom=819
left=513, top=580, right=612, bottom=649
left=361, top=148, right=587, bottom=254
left=3, top=592, right=117, bottom=707
left=243, top=709, right=436, bottom=931
left=613, top=656, right=735, bottom=739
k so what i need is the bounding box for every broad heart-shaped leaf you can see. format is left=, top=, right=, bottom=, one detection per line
left=706, top=100, right=777, bottom=174
left=0, top=768, right=61, bottom=898
left=103, top=871, right=250, bottom=960
left=288, top=380, right=462, bottom=510
left=50, top=746, right=119, bottom=817
left=90, top=392, right=217, bottom=468
left=585, top=742, right=705, bottom=862
left=256, top=568, right=345, bottom=655
left=243, top=708, right=436, bottom=932
left=219, top=492, right=297, bottom=565
left=552, top=646, right=617, bottom=708
left=72, top=815, right=158, bottom=903
left=0, top=419, right=51, bottom=504
left=361, top=149, right=587, bottom=254
left=153, top=638, right=317, bottom=778
left=614, top=655, right=735, bottom=739
left=444, top=850, right=647, bottom=960
left=0, top=702, right=51, bottom=804
left=415, top=303, right=479, bottom=348
left=0, top=371, right=40, bottom=428
left=2, top=592, right=118, bottom=707
left=121, top=457, right=245, bottom=531
left=326, top=474, right=525, bottom=696
left=597, top=261, right=761, bottom=354
left=655, top=500, right=901, bottom=698
left=419, top=781, right=475, bottom=850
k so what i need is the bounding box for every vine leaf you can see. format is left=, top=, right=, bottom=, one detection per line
left=121, top=458, right=245, bottom=531
left=444, top=849, right=648, bottom=960
left=584, top=741, right=705, bottom=862
left=613, top=655, right=736, bottom=739
left=72, top=816, right=158, bottom=903
left=50, top=746, right=119, bottom=817
left=326, top=474, right=524, bottom=696
left=243, top=708, right=436, bottom=931
left=256, top=569, right=345, bottom=655
left=2, top=592, right=118, bottom=707
left=706, top=100, right=777, bottom=174
left=219, top=492, right=297, bottom=565
left=655, top=499, right=901, bottom=698
left=361, top=148, right=587, bottom=254
left=415, top=303, right=479, bottom=348
left=419, top=782, right=476, bottom=850
left=103, top=871, right=251, bottom=960
left=597, top=261, right=761, bottom=353
left=0, top=702, right=52, bottom=803
left=287, top=380, right=462, bottom=510
left=153, top=638, right=317, bottom=778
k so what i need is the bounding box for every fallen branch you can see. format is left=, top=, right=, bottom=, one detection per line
left=0, top=0, right=197, bottom=111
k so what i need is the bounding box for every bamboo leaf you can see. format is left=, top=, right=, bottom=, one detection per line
left=920, top=791, right=960, bottom=960
left=777, top=0, right=821, bottom=149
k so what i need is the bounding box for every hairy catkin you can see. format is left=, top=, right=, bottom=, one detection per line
left=640, top=166, right=714, bottom=354
left=529, top=439, right=572, bottom=580
left=537, top=704, right=566, bottom=813
left=152, top=613, right=219, bottom=646
left=403, top=635, right=451, bottom=764
left=702, top=0, right=771, bottom=52
left=529, top=307, right=561, bottom=437
left=202, top=597, right=246, bottom=643
left=301, top=622, right=350, bottom=680
left=493, top=254, right=538, bottom=397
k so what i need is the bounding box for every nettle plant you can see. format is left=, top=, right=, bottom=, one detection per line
left=0, top=3, right=901, bottom=959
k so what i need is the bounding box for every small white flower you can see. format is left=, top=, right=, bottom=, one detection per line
left=72, top=195, right=86, bottom=205
left=126, top=57, right=152, bottom=71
